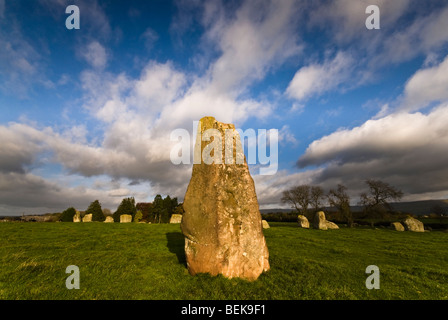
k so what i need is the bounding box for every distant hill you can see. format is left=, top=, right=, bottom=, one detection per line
left=261, top=199, right=448, bottom=216
left=387, top=199, right=448, bottom=215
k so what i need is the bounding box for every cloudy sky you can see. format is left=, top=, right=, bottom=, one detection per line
left=1, top=0, right=448, bottom=215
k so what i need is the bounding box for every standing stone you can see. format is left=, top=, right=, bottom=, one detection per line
left=313, top=211, right=328, bottom=230
left=390, top=222, right=405, bottom=231
left=262, top=220, right=270, bottom=229
left=170, top=214, right=183, bottom=224
left=181, top=116, right=270, bottom=281
left=402, top=217, right=425, bottom=232
left=104, top=216, right=114, bottom=223
left=73, top=211, right=81, bottom=223
left=297, top=215, right=309, bottom=228
left=120, top=214, right=132, bottom=223
left=326, top=221, right=339, bottom=229
left=82, top=213, right=92, bottom=222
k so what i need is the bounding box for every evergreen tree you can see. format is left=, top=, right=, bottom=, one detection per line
left=113, top=197, right=137, bottom=222
left=85, top=200, right=105, bottom=222
left=138, top=195, right=181, bottom=223
left=60, top=207, right=77, bottom=222
left=162, top=195, right=178, bottom=223
left=152, top=195, right=165, bottom=223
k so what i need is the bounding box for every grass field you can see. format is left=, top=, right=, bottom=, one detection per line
left=0, top=222, right=447, bottom=300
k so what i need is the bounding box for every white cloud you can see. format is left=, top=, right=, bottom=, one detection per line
left=278, top=125, right=298, bottom=147
left=290, top=103, right=305, bottom=114
left=0, top=22, right=44, bottom=97
left=206, top=0, right=302, bottom=95
left=96, top=99, right=128, bottom=123
left=304, top=1, right=448, bottom=90
left=60, top=124, right=88, bottom=145
left=81, top=41, right=108, bottom=69
left=372, top=104, right=390, bottom=120
left=140, top=28, right=159, bottom=50
left=419, top=5, right=448, bottom=50
left=377, top=4, right=448, bottom=64
left=156, top=0, right=304, bottom=129
left=402, top=54, right=448, bottom=111
left=132, top=62, right=186, bottom=111
left=286, top=52, right=353, bottom=101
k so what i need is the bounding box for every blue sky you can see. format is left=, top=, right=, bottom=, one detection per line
left=1, top=0, right=448, bottom=215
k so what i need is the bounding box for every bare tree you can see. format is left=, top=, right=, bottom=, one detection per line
left=360, top=179, right=403, bottom=209
left=281, top=185, right=311, bottom=215
left=328, top=184, right=353, bottom=227
left=360, top=179, right=404, bottom=226
left=310, top=186, right=324, bottom=213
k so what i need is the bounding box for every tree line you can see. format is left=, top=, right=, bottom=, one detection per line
left=60, top=195, right=183, bottom=223
left=281, top=179, right=404, bottom=227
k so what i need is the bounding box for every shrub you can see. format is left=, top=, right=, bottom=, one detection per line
left=134, top=210, right=143, bottom=223
left=60, top=207, right=77, bottom=222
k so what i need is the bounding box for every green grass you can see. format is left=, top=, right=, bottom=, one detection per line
left=0, top=222, right=447, bottom=300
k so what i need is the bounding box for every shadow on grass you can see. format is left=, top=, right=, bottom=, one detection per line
left=166, top=232, right=187, bottom=266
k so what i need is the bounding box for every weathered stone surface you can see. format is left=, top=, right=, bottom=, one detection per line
left=170, top=214, right=183, bottom=224
left=104, top=216, right=114, bottom=223
left=297, top=215, right=309, bottom=228
left=313, top=211, right=328, bottom=230
left=120, top=214, right=132, bottom=223
left=181, top=116, right=270, bottom=281
left=73, top=211, right=81, bottom=223
left=82, top=213, right=92, bottom=222
left=262, top=220, right=270, bottom=229
left=402, top=217, right=424, bottom=232
left=326, top=221, right=339, bottom=229
left=390, top=221, right=405, bottom=231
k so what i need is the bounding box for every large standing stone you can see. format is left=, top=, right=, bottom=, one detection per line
left=170, top=214, right=183, bottom=224
left=82, top=214, right=92, bottom=222
left=402, top=217, right=425, bottom=232
left=73, top=211, right=81, bottom=223
left=297, top=215, right=309, bottom=228
left=120, top=214, right=132, bottom=223
left=313, top=211, right=328, bottom=230
left=181, top=117, right=270, bottom=281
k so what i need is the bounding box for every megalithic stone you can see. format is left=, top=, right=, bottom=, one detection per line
left=181, top=116, right=270, bottom=281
